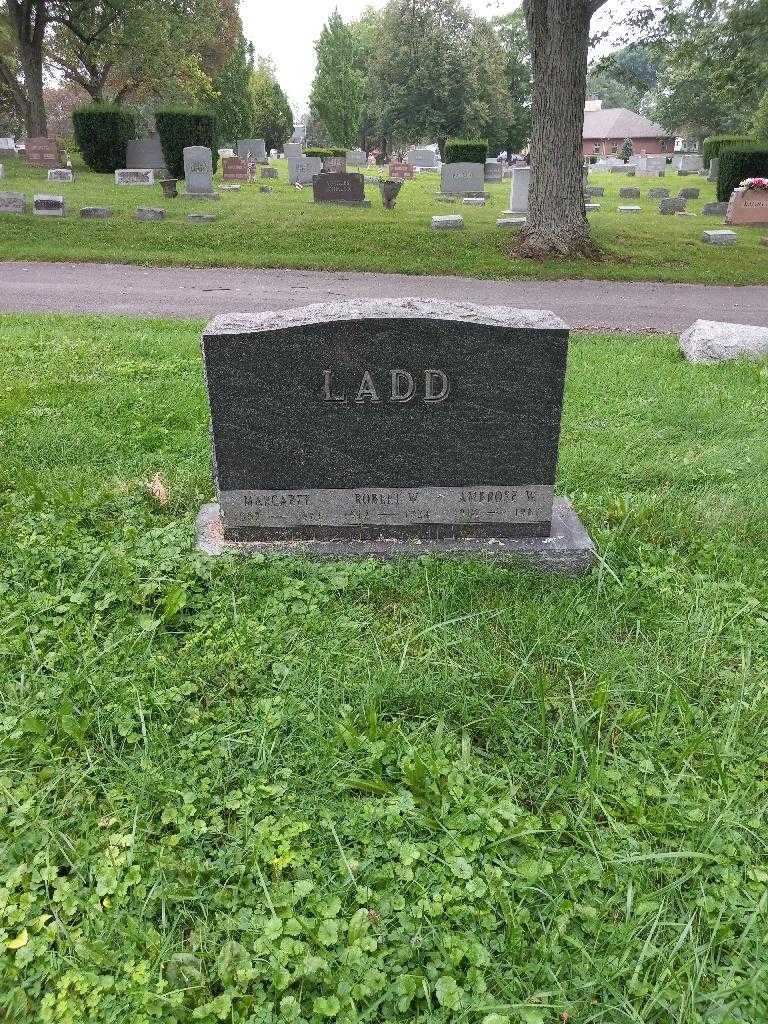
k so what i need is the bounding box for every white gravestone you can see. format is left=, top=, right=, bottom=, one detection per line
left=508, top=165, right=531, bottom=215
left=183, top=146, right=214, bottom=195
left=284, top=143, right=303, bottom=160
left=48, top=168, right=74, bottom=182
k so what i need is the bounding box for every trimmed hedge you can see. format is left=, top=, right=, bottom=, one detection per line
left=155, top=108, right=218, bottom=179
left=444, top=138, right=488, bottom=164
left=703, top=134, right=755, bottom=166
left=305, top=147, right=345, bottom=158
left=72, top=104, right=135, bottom=173
left=717, top=144, right=768, bottom=202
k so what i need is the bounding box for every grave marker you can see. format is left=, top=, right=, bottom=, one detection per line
left=115, top=168, right=154, bottom=186
left=236, top=139, right=267, bottom=162
left=726, top=186, right=768, bottom=227
left=183, top=146, right=215, bottom=195
left=222, top=156, right=249, bottom=182
left=33, top=194, right=65, bottom=216
left=288, top=156, right=322, bottom=185
left=0, top=191, right=26, bottom=214
left=440, top=162, right=485, bottom=196
left=25, top=137, right=65, bottom=169
left=197, top=299, right=594, bottom=571
left=312, top=171, right=369, bottom=207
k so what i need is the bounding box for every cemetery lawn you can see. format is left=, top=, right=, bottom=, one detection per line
left=1, top=154, right=768, bottom=285
left=3, top=313, right=768, bottom=1024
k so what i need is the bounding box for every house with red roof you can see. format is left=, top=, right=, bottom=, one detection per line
left=582, top=99, right=674, bottom=157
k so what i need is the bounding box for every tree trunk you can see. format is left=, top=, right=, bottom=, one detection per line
left=6, top=0, right=48, bottom=138
left=20, top=46, right=47, bottom=137
left=519, top=0, right=604, bottom=259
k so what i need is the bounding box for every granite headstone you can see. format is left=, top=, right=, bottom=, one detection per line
left=184, top=146, right=214, bottom=195
left=440, top=162, right=485, bottom=196
left=25, top=137, right=65, bottom=169
left=236, top=139, right=267, bottom=162
left=222, top=156, right=249, bottom=181
left=197, top=299, right=594, bottom=570
left=288, top=156, right=322, bottom=185
left=312, top=171, right=368, bottom=207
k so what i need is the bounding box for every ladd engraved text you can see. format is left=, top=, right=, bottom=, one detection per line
left=322, top=369, right=449, bottom=404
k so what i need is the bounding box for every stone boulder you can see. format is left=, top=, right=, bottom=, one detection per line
left=679, top=320, right=768, bottom=363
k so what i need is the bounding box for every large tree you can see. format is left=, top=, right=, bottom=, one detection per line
left=211, top=29, right=254, bottom=142
left=370, top=0, right=511, bottom=154
left=493, top=8, right=532, bottom=154
left=519, top=0, right=607, bottom=259
left=1, top=0, right=47, bottom=135
left=47, top=0, right=225, bottom=105
left=309, top=9, right=365, bottom=148
left=620, top=0, right=768, bottom=143
left=250, top=57, right=292, bottom=152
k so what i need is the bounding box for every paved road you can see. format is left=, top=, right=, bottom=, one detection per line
left=2, top=261, right=767, bottom=331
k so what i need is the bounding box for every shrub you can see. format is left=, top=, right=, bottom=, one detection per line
left=717, top=144, right=768, bottom=201
left=155, top=108, right=218, bottom=179
left=703, top=134, right=755, bottom=166
left=72, top=103, right=135, bottom=173
left=305, top=146, right=345, bottom=158
left=754, top=90, right=768, bottom=141
left=444, top=138, right=488, bottom=164
left=620, top=137, right=633, bottom=162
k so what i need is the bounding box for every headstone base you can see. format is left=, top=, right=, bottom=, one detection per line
left=195, top=498, right=596, bottom=575
left=313, top=198, right=371, bottom=208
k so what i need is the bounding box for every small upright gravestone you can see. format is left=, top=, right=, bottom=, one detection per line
left=197, top=299, right=594, bottom=572
left=0, top=164, right=4, bottom=180
left=312, top=171, right=369, bottom=208
left=346, top=149, right=367, bottom=167
left=508, top=165, right=531, bottom=215
left=389, top=161, right=414, bottom=181
left=726, top=186, right=768, bottom=227
left=80, top=206, right=112, bottom=219
left=25, top=137, right=65, bottom=169
left=126, top=135, right=168, bottom=178
left=183, top=146, right=215, bottom=196
left=222, top=156, right=248, bottom=182
left=48, top=168, right=73, bottom=183
left=484, top=160, right=503, bottom=184
left=619, top=187, right=640, bottom=198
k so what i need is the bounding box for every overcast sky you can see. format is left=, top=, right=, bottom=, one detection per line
left=239, top=0, right=523, bottom=119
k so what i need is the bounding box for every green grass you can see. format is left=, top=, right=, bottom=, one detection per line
left=1, top=155, right=767, bottom=284
left=2, top=314, right=768, bottom=1023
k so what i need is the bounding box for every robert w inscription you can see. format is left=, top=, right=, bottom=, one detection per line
left=201, top=299, right=569, bottom=542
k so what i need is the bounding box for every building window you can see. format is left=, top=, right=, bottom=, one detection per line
left=611, top=143, right=618, bottom=153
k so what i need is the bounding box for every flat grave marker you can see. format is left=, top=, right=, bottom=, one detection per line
left=115, top=168, right=154, bottom=186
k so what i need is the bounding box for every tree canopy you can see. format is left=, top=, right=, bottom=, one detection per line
left=250, top=57, right=293, bottom=152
